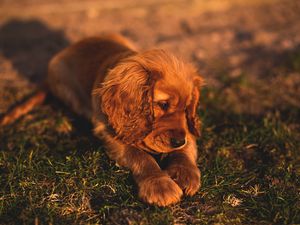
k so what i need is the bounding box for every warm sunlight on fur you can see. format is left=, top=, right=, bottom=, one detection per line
left=2, top=34, right=204, bottom=207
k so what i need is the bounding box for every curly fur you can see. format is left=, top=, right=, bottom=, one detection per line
left=186, top=77, right=204, bottom=137
left=96, top=58, right=155, bottom=144
left=45, top=34, right=204, bottom=207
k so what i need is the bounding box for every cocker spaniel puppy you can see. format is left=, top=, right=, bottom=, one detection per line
left=47, top=34, right=204, bottom=206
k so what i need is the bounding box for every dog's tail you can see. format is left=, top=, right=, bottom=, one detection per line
left=0, top=88, right=47, bottom=126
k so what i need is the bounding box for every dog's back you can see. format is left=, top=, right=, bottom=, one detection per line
left=47, top=34, right=136, bottom=119
left=0, top=34, right=136, bottom=125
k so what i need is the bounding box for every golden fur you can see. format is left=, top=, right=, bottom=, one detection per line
left=46, top=34, right=203, bottom=206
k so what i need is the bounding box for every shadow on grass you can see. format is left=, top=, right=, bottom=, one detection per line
left=0, top=18, right=100, bottom=152
left=0, top=19, right=69, bottom=83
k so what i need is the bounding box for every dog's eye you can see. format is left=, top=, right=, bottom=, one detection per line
left=158, top=101, right=169, bottom=111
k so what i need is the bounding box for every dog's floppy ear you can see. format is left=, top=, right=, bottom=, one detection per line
left=97, top=59, right=154, bottom=144
left=186, top=76, right=204, bottom=137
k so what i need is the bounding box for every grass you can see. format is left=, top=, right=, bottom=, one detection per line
left=0, top=69, right=299, bottom=224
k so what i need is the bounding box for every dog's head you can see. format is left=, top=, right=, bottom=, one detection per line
left=98, top=50, right=204, bottom=153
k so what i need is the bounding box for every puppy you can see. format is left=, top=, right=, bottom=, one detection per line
left=3, top=34, right=204, bottom=206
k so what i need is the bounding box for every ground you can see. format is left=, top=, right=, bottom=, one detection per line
left=0, top=0, right=299, bottom=224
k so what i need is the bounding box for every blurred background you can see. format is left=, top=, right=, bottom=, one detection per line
left=0, top=0, right=299, bottom=115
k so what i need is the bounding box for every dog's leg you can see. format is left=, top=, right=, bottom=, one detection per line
left=122, top=147, right=184, bottom=206
left=95, top=131, right=183, bottom=206
left=164, top=135, right=201, bottom=196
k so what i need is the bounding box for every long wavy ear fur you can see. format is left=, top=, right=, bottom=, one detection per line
left=186, top=76, right=204, bottom=137
left=96, top=59, right=154, bottom=144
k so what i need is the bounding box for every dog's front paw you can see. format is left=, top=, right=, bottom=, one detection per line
left=166, top=165, right=201, bottom=196
left=138, top=173, right=183, bottom=206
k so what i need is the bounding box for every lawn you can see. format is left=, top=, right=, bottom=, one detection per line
left=0, top=0, right=299, bottom=224
left=0, top=70, right=299, bottom=224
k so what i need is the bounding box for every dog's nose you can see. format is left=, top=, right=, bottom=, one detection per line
left=170, top=138, right=186, bottom=148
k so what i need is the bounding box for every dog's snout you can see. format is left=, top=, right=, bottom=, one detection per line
left=170, top=137, right=186, bottom=148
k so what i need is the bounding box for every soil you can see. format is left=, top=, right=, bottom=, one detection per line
left=0, top=0, right=300, bottom=115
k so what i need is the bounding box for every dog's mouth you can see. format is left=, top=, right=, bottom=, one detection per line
left=142, top=132, right=187, bottom=153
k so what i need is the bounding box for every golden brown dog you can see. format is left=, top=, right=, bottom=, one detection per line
left=1, top=34, right=204, bottom=206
